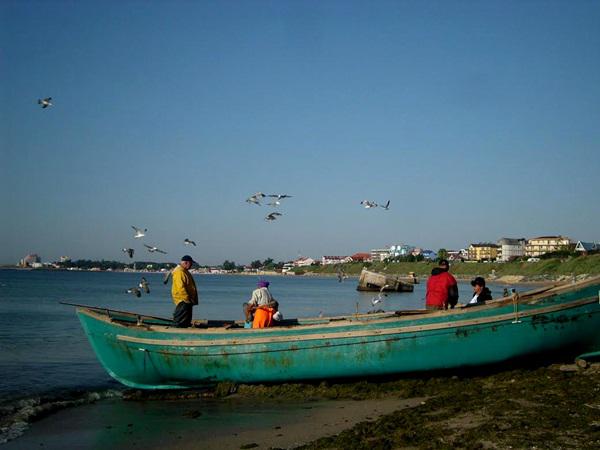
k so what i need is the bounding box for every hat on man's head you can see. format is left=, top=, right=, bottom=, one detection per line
left=257, top=280, right=270, bottom=288
left=181, top=255, right=196, bottom=264
left=471, top=276, right=486, bottom=287
left=438, top=259, right=449, bottom=266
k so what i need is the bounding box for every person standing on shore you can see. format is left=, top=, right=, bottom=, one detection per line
left=171, top=255, right=198, bottom=328
left=425, top=259, right=459, bottom=310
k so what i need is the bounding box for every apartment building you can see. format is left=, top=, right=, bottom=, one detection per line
left=468, top=243, right=499, bottom=261
left=497, top=238, right=526, bottom=262
left=525, top=236, right=571, bottom=257
left=370, top=248, right=391, bottom=262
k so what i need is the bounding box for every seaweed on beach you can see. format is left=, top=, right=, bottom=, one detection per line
left=293, top=364, right=600, bottom=450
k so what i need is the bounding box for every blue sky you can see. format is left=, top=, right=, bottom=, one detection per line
left=1, top=0, right=599, bottom=265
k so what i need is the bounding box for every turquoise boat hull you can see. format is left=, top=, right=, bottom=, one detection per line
left=75, top=278, right=600, bottom=389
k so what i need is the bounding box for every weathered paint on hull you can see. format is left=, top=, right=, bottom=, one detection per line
left=77, top=280, right=600, bottom=390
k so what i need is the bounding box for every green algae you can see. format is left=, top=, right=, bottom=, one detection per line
left=292, top=365, right=600, bottom=450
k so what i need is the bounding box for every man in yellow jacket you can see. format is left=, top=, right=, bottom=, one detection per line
left=171, top=255, right=198, bottom=328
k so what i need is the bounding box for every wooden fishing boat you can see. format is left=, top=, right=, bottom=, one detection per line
left=70, top=276, right=600, bottom=390
left=356, top=268, right=416, bottom=292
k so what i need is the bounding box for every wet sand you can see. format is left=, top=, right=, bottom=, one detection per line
left=3, top=396, right=424, bottom=449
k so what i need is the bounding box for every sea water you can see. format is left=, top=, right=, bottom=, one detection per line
left=0, top=269, right=514, bottom=442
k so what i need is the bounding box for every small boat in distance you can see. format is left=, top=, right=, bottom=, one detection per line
left=356, top=268, right=416, bottom=292
left=69, top=276, right=600, bottom=390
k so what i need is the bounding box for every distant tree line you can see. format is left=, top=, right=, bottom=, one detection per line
left=55, top=260, right=176, bottom=271
left=221, top=258, right=285, bottom=272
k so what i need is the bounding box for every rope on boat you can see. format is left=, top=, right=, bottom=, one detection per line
left=512, top=291, right=521, bottom=324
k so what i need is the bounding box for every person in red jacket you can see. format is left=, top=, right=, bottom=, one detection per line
left=425, top=259, right=459, bottom=310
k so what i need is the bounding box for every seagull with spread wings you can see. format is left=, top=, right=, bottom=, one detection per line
left=144, top=244, right=167, bottom=254
left=265, top=212, right=282, bottom=222
left=139, top=277, right=150, bottom=294
left=38, top=97, right=53, bottom=108
left=126, top=287, right=141, bottom=298
left=371, top=285, right=390, bottom=306
left=131, top=226, right=147, bottom=239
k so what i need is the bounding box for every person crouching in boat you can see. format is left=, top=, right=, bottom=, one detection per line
left=425, top=259, right=459, bottom=310
left=464, top=276, right=492, bottom=307
left=244, top=280, right=280, bottom=328
left=171, top=255, right=199, bottom=328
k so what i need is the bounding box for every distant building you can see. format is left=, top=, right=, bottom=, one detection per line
left=421, top=250, right=438, bottom=260
left=497, top=238, right=526, bottom=262
left=350, top=252, right=372, bottom=262
left=321, top=256, right=352, bottom=265
left=389, top=244, right=414, bottom=257
left=447, top=249, right=467, bottom=261
left=281, top=263, right=295, bottom=273
left=60, top=256, right=71, bottom=263
left=19, top=254, right=41, bottom=267
left=574, top=241, right=599, bottom=254
left=468, top=243, right=499, bottom=261
left=370, top=248, right=391, bottom=262
left=293, top=257, right=315, bottom=267
left=525, top=236, right=571, bottom=257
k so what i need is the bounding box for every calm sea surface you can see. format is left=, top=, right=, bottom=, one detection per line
left=0, top=269, right=519, bottom=403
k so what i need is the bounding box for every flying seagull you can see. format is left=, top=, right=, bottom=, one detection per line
left=122, top=248, right=135, bottom=259
left=139, top=277, right=150, bottom=294
left=371, top=285, right=390, bottom=306
left=267, top=200, right=281, bottom=207
left=184, top=238, right=196, bottom=246
left=265, top=212, right=282, bottom=222
left=246, top=195, right=262, bottom=206
left=360, top=200, right=378, bottom=209
left=126, top=287, right=141, bottom=298
left=268, top=194, right=292, bottom=200
left=380, top=200, right=391, bottom=210
left=38, top=97, right=52, bottom=108
left=131, top=226, right=147, bottom=239
left=162, top=270, right=172, bottom=285
left=144, top=244, right=167, bottom=254
left=337, top=268, right=348, bottom=283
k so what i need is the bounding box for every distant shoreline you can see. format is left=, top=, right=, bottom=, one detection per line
left=0, top=266, right=577, bottom=285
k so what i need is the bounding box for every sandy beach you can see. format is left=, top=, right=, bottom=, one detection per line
left=5, top=361, right=600, bottom=449
left=3, top=396, right=424, bottom=449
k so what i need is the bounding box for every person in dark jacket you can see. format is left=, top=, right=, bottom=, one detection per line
left=465, top=276, right=492, bottom=307
left=425, top=259, right=459, bottom=310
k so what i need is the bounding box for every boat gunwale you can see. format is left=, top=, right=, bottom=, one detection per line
left=114, top=296, right=600, bottom=348
left=74, top=275, right=600, bottom=337
left=76, top=292, right=600, bottom=348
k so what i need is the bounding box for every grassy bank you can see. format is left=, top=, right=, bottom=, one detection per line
left=295, top=254, right=600, bottom=281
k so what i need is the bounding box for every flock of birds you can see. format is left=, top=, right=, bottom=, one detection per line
left=121, top=225, right=197, bottom=297
left=244, top=192, right=391, bottom=223
left=38, top=97, right=395, bottom=308
left=245, top=192, right=293, bottom=221
left=121, top=226, right=197, bottom=260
